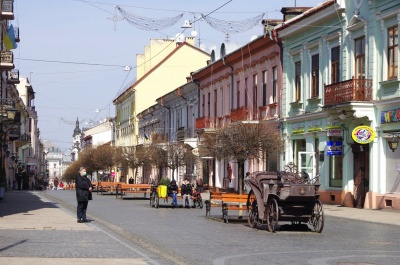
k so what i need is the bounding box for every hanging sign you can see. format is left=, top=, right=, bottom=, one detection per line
left=326, top=141, right=342, bottom=156
left=327, top=129, right=343, bottom=137
left=351, top=125, right=375, bottom=144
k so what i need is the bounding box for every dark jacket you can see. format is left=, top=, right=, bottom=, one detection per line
left=76, top=174, right=92, bottom=201
left=168, top=181, right=178, bottom=194
left=181, top=182, right=192, bottom=195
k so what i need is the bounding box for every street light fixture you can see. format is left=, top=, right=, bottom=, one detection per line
left=388, top=136, right=399, bottom=152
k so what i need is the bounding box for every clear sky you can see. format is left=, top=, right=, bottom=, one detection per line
left=15, top=0, right=325, bottom=151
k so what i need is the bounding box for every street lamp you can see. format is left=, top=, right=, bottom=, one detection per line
left=388, top=136, right=399, bottom=152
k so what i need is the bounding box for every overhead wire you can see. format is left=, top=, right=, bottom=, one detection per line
left=88, top=0, right=234, bottom=123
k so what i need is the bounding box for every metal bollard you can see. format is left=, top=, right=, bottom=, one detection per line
left=205, top=200, right=211, bottom=218
left=222, top=203, right=228, bottom=223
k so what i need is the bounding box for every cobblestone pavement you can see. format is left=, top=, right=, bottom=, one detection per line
left=1, top=190, right=400, bottom=265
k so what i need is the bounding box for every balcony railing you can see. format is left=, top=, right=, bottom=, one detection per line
left=6, top=69, right=19, bottom=84
left=1, top=0, right=14, bottom=20
left=230, top=106, right=247, bottom=122
left=324, top=78, right=372, bottom=107
left=195, top=117, right=216, bottom=129
left=0, top=51, right=14, bottom=70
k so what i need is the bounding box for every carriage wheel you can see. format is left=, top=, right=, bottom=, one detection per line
left=154, top=193, right=160, bottom=208
left=310, top=200, right=324, bottom=232
left=199, top=199, right=203, bottom=209
left=266, top=198, right=279, bottom=232
left=247, top=190, right=258, bottom=228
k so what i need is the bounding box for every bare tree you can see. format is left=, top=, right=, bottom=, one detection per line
left=79, top=147, right=97, bottom=176
left=164, top=142, right=195, bottom=180
left=63, top=161, right=81, bottom=183
left=200, top=121, right=284, bottom=193
left=120, top=145, right=148, bottom=183
left=147, top=140, right=194, bottom=181
left=93, top=144, right=118, bottom=180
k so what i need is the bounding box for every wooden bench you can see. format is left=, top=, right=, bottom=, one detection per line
left=205, top=193, right=249, bottom=223
left=96, top=181, right=118, bottom=195
left=116, top=183, right=152, bottom=199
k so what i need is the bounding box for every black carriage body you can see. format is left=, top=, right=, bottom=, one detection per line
left=245, top=170, right=324, bottom=232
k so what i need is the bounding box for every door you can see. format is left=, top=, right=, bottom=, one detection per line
left=352, top=144, right=370, bottom=208
left=298, top=152, right=316, bottom=179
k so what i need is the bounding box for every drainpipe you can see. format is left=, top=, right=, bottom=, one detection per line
left=222, top=57, right=234, bottom=110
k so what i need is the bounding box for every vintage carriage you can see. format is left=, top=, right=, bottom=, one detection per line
left=245, top=163, right=324, bottom=232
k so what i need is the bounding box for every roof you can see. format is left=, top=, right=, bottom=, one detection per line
left=275, top=0, right=336, bottom=32
left=113, top=41, right=209, bottom=103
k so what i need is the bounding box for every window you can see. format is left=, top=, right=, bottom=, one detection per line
left=207, top=93, right=210, bottom=117
left=262, top=71, right=267, bottom=106
left=236, top=80, right=240, bottom=108
left=220, top=87, right=224, bottom=117
left=245, top=77, right=248, bottom=108
left=253, top=74, right=258, bottom=116
left=214, top=89, right=217, bottom=118
left=388, top=26, right=398, bottom=79
left=202, top=94, right=205, bottom=117
left=355, top=37, right=365, bottom=79
left=272, top=66, right=277, bottom=103
left=311, top=54, right=319, bottom=97
left=329, top=136, right=343, bottom=187
left=176, top=109, right=182, bottom=129
left=293, top=139, right=306, bottom=167
left=295, top=61, right=301, bottom=101
left=331, top=46, right=340, bottom=84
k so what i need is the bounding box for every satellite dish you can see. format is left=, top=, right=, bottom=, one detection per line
left=211, top=50, right=216, bottom=62
left=250, top=35, right=258, bottom=41
left=175, top=33, right=185, bottom=43
left=191, top=30, right=198, bottom=37
left=220, top=43, right=226, bottom=58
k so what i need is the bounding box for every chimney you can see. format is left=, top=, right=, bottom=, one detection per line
left=280, top=7, right=311, bottom=22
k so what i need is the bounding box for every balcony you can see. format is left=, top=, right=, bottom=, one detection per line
left=1, top=0, right=14, bottom=20
left=20, top=133, right=31, bottom=142
left=324, top=78, right=372, bottom=107
left=0, top=51, right=14, bottom=71
left=195, top=117, right=216, bottom=129
left=6, top=69, right=19, bottom=84
left=230, top=106, right=247, bottom=122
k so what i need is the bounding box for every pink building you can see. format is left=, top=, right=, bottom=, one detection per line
left=193, top=35, right=282, bottom=192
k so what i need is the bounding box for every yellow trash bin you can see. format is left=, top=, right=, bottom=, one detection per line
left=158, top=185, right=168, bottom=198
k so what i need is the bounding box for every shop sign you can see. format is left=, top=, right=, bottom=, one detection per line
left=351, top=125, right=376, bottom=144
left=327, top=129, right=343, bottom=137
left=326, top=141, right=342, bottom=156
left=381, top=108, right=400, bottom=124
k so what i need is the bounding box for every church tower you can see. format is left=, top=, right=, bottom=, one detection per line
left=71, top=118, right=81, bottom=162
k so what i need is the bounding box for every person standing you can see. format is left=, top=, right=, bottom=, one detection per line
left=181, top=178, right=192, bottom=208
left=53, top=177, right=59, bottom=190
left=76, top=167, right=92, bottom=223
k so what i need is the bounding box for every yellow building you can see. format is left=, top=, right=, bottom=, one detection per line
left=113, top=37, right=209, bottom=181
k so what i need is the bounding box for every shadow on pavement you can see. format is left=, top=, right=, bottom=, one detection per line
left=0, top=191, right=59, bottom=218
